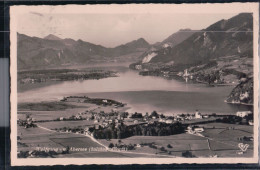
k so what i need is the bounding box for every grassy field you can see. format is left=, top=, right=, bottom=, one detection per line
left=37, top=120, right=95, bottom=129
left=18, top=108, right=88, bottom=121
left=98, top=122, right=254, bottom=158
left=18, top=127, right=64, bottom=151
left=200, top=123, right=253, bottom=157
left=201, top=122, right=253, bottom=133
left=99, top=134, right=210, bottom=157
left=18, top=122, right=254, bottom=158
left=55, top=150, right=171, bottom=158
left=50, top=137, right=102, bottom=148
left=181, top=117, right=217, bottom=125
left=17, top=99, right=254, bottom=158
left=18, top=102, right=85, bottom=111
left=17, top=126, right=103, bottom=152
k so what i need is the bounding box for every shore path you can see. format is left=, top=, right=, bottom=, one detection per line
left=36, top=123, right=177, bottom=158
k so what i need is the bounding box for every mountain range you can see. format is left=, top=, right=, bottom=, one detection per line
left=17, top=34, right=150, bottom=70
left=17, top=13, right=253, bottom=70
left=139, top=29, right=197, bottom=63
left=139, top=13, right=253, bottom=66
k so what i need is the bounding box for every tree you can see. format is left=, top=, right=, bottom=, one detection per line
left=211, top=113, right=217, bottom=117
left=182, top=150, right=194, bottom=158
left=160, top=147, right=166, bottom=152
left=108, top=143, right=114, bottom=148
left=65, top=146, right=70, bottom=154
left=167, top=144, right=172, bottom=148
left=26, top=113, right=31, bottom=119
left=117, top=129, right=122, bottom=139
left=150, top=111, right=159, bottom=118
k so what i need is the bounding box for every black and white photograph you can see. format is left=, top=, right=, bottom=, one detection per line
left=10, top=3, right=259, bottom=165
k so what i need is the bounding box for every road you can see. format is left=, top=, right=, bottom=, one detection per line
left=36, top=123, right=177, bottom=158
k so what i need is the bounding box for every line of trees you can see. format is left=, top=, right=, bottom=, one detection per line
left=92, top=121, right=185, bottom=139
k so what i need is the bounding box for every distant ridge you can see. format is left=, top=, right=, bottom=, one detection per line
left=138, top=13, right=253, bottom=65
left=44, top=34, right=62, bottom=41
left=17, top=33, right=150, bottom=70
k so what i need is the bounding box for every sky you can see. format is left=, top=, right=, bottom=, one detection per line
left=17, top=12, right=238, bottom=47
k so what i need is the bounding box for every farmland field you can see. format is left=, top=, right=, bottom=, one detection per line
left=50, top=137, right=102, bottom=148
left=98, top=133, right=211, bottom=157
left=37, top=120, right=94, bottom=129
left=18, top=108, right=88, bottom=121
left=17, top=126, right=102, bottom=151
left=98, top=126, right=254, bottom=158
left=200, top=123, right=253, bottom=133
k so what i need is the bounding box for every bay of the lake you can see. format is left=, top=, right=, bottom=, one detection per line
left=18, top=67, right=252, bottom=115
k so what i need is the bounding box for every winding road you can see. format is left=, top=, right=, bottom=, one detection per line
left=36, top=123, right=177, bottom=158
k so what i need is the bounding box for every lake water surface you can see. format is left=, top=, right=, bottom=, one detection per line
left=18, top=67, right=252, bottom=115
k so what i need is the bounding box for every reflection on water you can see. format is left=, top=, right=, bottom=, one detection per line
left=18, top=68, right=252, bottom=115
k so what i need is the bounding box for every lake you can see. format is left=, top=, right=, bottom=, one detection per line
left=18, top=66, right=252, bottom=115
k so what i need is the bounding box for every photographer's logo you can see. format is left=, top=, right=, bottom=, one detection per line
left=238, top=143, right=249, bottom=152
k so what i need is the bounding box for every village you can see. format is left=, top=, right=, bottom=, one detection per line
left=18, top=95, right=254, bottom=135
left=52, top=108, right=253, bottom=137
left=133, top=54, right=253, bottom=90
left=16, top=93, right=254, bottom=158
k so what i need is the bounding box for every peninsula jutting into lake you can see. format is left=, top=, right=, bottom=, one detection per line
left=15, top=11, right=254, bottom=159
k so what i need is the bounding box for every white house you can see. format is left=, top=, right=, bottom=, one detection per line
left=195, top=110, right=202, bottom=119
left=183, top=69, right=190, bottom=77
left=134, top=120, right=139, bottom=124
left=236, top=111, right=252, bottom=118
left=194, top=127, right=204, bottom=133
left=239, top=91, right=249, bottom=101
left=203, top=115, right=209, bottom=119
left=135, top=65, right=142, bottom=70
left=76, top=115, right=82, bottom=119
left=136, top=144, right=142, bottom=148
left=159, top=118, right=166, bottom=123
left=166, top=119, right=173, bottom=124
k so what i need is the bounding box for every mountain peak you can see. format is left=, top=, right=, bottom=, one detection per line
left=137, top=37, right=146, bottom=41
left=135, top=38, right=149, bottom=45
left=44, top=34, right=62, bottom=41
left=179, top=28, right=192, bottom=32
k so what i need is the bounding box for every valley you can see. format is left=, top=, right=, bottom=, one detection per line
left=16, top=12, right=255, bottom=159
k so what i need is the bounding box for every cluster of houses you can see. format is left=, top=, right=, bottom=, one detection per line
left=87, top=109, right=211, bottom=126
left=54, top=108, right=253, bottom=138
left=19, top=77, right=47, bottom=84
left=18, top=148, right=68, bottom=158
left=88, top=111, right=128, bottom=130
left=186, top=126, right=205, bottom=135
left=239, top=91, right=250, bottom=101
left=84, top=109, right=212, bottom=132
left=19, top=78, right=37, bottom=84
left=58, top=114, right=84, bottom=121
left=17, top=117, right=37, bottom=128
left=236, top=111, right=252, bottom=118
left=236, top=111, right=253, bottom=125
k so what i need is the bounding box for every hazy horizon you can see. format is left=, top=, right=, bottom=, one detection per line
left=17, top=11, right=238, bottom=47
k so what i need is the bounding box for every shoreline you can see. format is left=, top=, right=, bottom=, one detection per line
left=17, top=96, right=248, bottom=117
left=224, top=100, right=253, bottom=106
